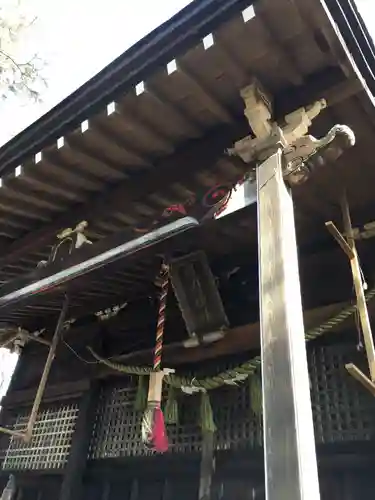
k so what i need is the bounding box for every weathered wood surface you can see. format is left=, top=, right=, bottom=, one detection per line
left=257, top=150, right=319, bottom=500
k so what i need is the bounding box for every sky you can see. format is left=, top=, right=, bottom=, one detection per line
left=356, top=0, right=374, bottom=38
left=0, top=0, right=194, bottom=145
left=0, top=0, right=374, bottom=399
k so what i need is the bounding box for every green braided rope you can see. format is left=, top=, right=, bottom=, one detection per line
left=89, top=286, right=375, bottom=390
left=89, top=346, right=257, bottom=388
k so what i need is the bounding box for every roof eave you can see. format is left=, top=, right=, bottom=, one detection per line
left=0, top=0, right=253, bottom=176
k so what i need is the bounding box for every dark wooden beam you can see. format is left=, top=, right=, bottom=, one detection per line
left=95, top=300, right=352, bottom=374
left=59, top=381, right=100, bottom=500
left=2, top=379, right=90, bottom=408
left=273, top=67, right=361, bottom=118
left=199, top=432, right=216, bottom=500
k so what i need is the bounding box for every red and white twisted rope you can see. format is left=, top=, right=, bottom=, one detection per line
left=153, top=263, right=169, bottom=371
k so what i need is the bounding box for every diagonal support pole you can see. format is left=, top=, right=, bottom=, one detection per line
left=0, top=294, right=69, bottom=442
left=327, top=194, right=375, bottom=394
left=341, top=194, right=375, bottom=380
left=257, top=149, right=320, bottom=500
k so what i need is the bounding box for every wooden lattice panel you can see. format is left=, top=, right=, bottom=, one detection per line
left=90, top=344, right=375, bottom=460
left=0, top=403, right=78, bottom=471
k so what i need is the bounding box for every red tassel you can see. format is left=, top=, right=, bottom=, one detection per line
left=151, top=406, right=168, bottom=453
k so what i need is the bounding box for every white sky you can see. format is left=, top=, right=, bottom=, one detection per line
left=0, top=0, right=374, bottom=399
left=0, top=0, right=193, bottom=145
left=356, top=0, right=374, bottom=38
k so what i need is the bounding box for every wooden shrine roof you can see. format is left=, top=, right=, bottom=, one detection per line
left=0, top=0, right=374, bottom=335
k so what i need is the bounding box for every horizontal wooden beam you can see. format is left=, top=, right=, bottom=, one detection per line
left=3, top=230, right=372, bottom=353
left=273, top=67, right=360, bottom=118
left=95, top=301, right=350, bottom=375
left=2, top=301, right=353, bottom=407
left=2, top=379, right=90, bottom=408
left=0, top=218, right=200, bottom=313
left=0, top=203, right=369, bottom=330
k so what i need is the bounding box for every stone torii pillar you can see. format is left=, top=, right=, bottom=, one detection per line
left=229, top=80, right=355, bottom=500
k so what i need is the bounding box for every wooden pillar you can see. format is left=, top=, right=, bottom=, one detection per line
left=59, top=382, right=100, bottom=500
left=257, top=149, right=320, bottom=500
left=198, top=432, right=215, bottom=500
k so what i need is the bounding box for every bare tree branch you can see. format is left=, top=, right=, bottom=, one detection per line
left=0, top=0, right=46, bottom=101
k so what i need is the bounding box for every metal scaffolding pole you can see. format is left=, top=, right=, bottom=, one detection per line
left=257, top=149, right=320, bottom=500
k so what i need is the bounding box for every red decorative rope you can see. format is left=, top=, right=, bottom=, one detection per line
left=153, top=263, right=169, bottom=371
